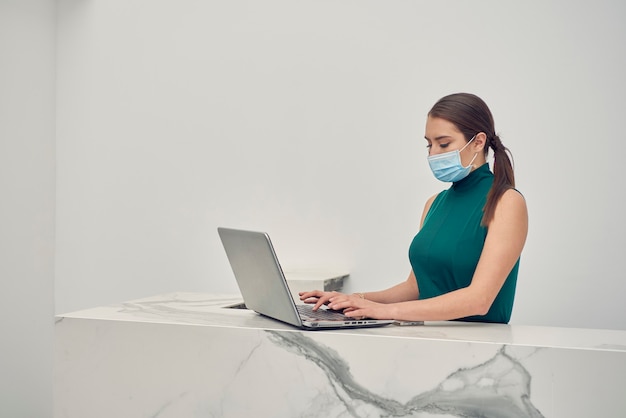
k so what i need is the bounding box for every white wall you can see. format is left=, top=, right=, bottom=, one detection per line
left=0, top=1, right=55, bottom=417
left=56, top=0, right=626, bottom=330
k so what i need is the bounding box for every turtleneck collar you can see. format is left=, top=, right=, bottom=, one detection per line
left=451, top=162, right=493, bottom=192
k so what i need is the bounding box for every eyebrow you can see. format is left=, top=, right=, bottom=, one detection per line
left=424, top=135, right=453, bottom=141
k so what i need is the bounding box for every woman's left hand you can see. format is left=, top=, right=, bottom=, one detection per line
left=328, top=294, right=394, bottom=320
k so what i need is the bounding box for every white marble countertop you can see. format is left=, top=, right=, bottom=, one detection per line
left=56, top=292, right=626, bottom=353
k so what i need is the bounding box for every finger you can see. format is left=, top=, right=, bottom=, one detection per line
left=313, top=298, right=328, bottom=311
left=299, top=290, right=323, bottom=300
left=328, top=295, right=347, bottom=305
left=344, top=309, right=365, bottom=318
left=313, top=294, right=334, bottom=311
left=328, top=299, right=353, bottom=311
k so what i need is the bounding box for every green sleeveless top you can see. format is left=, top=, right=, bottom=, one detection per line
left=408, top=163, right=519, bottom=324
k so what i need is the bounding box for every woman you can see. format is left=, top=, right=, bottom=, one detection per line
left=299, top=93, right=528, bottom=324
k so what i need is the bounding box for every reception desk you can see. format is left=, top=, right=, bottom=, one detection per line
left=54, top=292, right=626, bottom=417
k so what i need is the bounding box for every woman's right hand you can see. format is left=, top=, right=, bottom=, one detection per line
left=298, top=290, right=344, bottom=311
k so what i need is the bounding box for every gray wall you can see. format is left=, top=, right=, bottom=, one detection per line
left=0, top=1, right=55, bottom=417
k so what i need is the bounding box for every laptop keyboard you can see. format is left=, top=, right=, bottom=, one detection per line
left=296, top=305, right=348, bottom=320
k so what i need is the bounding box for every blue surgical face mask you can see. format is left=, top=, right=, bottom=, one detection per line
left=427, top=135, right=478, bottom=182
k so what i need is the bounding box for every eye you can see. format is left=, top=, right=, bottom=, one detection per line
left=440, top=143, right=450, bottom=148
left=425, top=143, right=432, bottom=149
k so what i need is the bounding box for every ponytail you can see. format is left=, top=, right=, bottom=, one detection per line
left=482, top=133, right=515, bottom=226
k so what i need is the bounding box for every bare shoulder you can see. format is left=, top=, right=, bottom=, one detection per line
left=493, top=188, right=528, bottom=224
left=499, top=188, right=526, bottom=209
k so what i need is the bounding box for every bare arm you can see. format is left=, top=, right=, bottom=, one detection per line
left=358, top=270, right=419, bottom=304
left=327, top=189, right=528, bottom=321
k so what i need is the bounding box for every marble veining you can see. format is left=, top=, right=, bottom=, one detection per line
left=267, top=331, right=545, bottom=417
left=116, top=294, right=249, bottom=326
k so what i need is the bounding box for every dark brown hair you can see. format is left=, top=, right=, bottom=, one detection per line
left=428, top=93, right=515, bottom=225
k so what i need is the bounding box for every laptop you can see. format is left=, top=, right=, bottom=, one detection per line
left=217, top=227, right=394, bottom=330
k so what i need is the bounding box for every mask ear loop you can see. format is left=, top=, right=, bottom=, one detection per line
left=466, top=151, right=479, bottom=167
left=460, top=135, right=478, bottom=168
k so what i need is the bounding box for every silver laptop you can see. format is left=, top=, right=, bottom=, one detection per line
left=217, top=227, right=394, bottom=330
